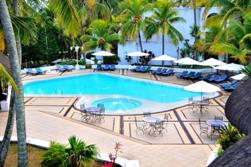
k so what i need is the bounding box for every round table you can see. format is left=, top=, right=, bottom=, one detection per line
left=85, top=107, right=101, bottom=113
left=143, top=117, right=162, bottom=123
left=207, top=120, right=226, bottom=127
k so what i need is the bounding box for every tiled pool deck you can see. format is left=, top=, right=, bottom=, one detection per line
left=0, top=69, right=230, bottom=167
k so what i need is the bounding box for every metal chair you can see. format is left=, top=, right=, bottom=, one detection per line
left=134, top=117, right=146, bottom=134
left=80, top=104, right=91, bottom=122
left=155, top=120, right=167, bottom=136
left=199, top=118, right=209, bottom=136
left=212, top=116, right=224, bottom=136
left=97, top=103, right=105, bottom=122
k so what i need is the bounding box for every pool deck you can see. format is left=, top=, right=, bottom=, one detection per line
left=0, top=69, right=230, bottom=167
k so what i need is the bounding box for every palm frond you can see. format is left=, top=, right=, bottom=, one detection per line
left=0, top=64, right=18, bottom=93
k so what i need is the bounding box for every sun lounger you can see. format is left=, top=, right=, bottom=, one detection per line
left=176, top=71, right=188, bottom=79
left=110, top=65, right=116, bottom=71
left=63, top=65, right=74, bottom=71
left=140, top=66, right=151, bottom=73
left=207, top=74, right=219, bottom=82
left=214, top=74, right=228, bottom=83
left=220, top=80, right=238, bottom=88
left=102, top=64, right=110, bottom=71
left=162, top=69, right=174, bottom=76
left=27, top=68, right=40, bottom=75
left=183, top=71, right=195, bottom=79
left=152, top=68, right=162, bottom=75
left=190, top=72, right=202, bottom=80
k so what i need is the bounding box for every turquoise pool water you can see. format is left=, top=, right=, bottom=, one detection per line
left=24, top=73, right=200, bottom=103
left=92, top=98, right=142, bottom=111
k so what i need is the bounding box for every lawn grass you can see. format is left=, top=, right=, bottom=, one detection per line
left=4, top=144, right=45, bottom=167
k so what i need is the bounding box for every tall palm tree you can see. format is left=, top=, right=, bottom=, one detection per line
left=0, top=63, right=18, bottom=166
left=144, top=0, right=184, bottom=54
left=81, top=19, right=119, bottom=52
left=119, top=0, right=152, bottom=51
left=0, top=0, right=27, bottom=166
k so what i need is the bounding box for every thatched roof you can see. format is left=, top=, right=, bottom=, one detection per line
left=210, top=77, right=251, bottom=166
left=0, top=53, right=11, bottom=73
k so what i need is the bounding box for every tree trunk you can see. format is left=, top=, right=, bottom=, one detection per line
left=162, top=33, right=165, bottom=54
left=0, top=0, right=28, bottom=166
left=138, top=31, right=143, bottom=52
left=0, top=91, right=15, bottom=167
left=13, top=0, right=22, bottom=66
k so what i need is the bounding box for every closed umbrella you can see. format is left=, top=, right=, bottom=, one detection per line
left=214, top=63, right=244, bottom=72
left=175, top=57, right=200, bottom=65
left=184, top=81, right=220, bottom=113
left=200, top=58, right=226, bottom=67
left=152, top=54, right=177, bottom=66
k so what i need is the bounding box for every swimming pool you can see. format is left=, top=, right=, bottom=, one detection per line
left=24, top=73, right=200, bottom=104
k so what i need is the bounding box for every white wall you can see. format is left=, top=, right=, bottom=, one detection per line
left=118, top=7, right=219, bottom=65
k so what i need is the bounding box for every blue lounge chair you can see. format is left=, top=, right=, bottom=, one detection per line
left=162, top=69, right=174, bottom=76
left=64, top=65, right=74, bottom=71
left=176, top=71, right=188, bottom=79
left=140, top=66, right=151, bottom=73
left=158, top=68, right=168, bottom=75
left=57, top=65, right=66, bottom=72
left=201, top=74, right=212, bottom=81
left=138, top=66, right=147, bottom=73
left=27, top=68, right=39, bottom=75
left=36, top=67, right=46, bottom=74
left=152, top=68, right=162, bottom=75
left=214, top=74, right=228, bottom=83
left=220, top=80, right=238, bottom=88
left=223, top=84, right=237, bottom=92
left=110, top=65, right=115, bottom=71
left=207, top=74, right=219, bottom=82
left=183, top=71, right=195, bottom=79
left=103, top=64, right=110, bottom=71
left=190, top=72, right=202, bottom=80
left=132, top=66, right=141, bottom=72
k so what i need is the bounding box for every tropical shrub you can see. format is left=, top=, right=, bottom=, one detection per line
left=217, top=124, right=244, bottom=156
left=242, top=63, right=251, bottom=76
left=42, top=136, right=98, bottom=167
left=60, top=59, right=86, bottom=65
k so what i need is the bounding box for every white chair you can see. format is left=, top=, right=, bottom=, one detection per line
left=0, top=86, right=11, bottom=112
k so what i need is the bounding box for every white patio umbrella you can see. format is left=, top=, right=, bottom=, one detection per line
left=152, top=54, right=176, bottom=66
left=230, top=73, right=247, bottom=80
left=92, top=51, right=115, bottom=56
left=214, top=63, right=244, bottom=72
left=175, top=57, right=200, bottom=65
left=184, top=81, right=220, bottom=113
left=126, top=51, right=149, bottom=57
left=127, top=51, right=149, bottom=64
left=200, top=58, right=226, bottom=67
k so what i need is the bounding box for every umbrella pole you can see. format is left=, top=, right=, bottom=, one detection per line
left=200, top=92, right=203, bottom=114
left=162, top=60, right=164, bottom=67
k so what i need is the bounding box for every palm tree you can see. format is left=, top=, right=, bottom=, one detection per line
left=0, top=63, right=18, bottom=166
left=66, top=136, right=98, bottom=167
left=119, top=0, right=152, bottom=51
left=144, top=0, right=184, bottom=54
left=81, top=19, right=119, bottom=52
left=0, top=0, right=28, bottom=166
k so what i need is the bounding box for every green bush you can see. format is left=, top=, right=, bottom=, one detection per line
left=242, top=62, right=251, bottom=76
left=41, top=136, right=98, bottom=167
left=41, top=142, right=68, bottom=167
left=217, top=124, right=244, bottom=151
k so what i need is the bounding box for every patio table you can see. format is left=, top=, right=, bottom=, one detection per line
left=143, top=117, right=164, bottom=136
left=143, top=117, right=162, bottom=123
left=85, top=107, right=101, bottom=113
left=207, top=120, right=226, bottom=127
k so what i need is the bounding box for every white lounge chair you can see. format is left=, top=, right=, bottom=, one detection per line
left=0, top=86, right=11, bottom=112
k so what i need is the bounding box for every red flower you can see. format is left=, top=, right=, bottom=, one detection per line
left=102, top=162, right=113, bottom=167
